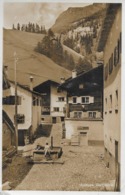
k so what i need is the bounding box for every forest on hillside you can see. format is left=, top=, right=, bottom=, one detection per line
left=35, top=28, right=92, bottom=72
left=12, top=22, right=46, bottom=34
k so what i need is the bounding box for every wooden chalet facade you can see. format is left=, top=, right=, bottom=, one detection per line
left=58, top=65, right=103, bottom=146
left=34, top=80, right=67, bottom=124
left=3, top=80, right=42, bottom=146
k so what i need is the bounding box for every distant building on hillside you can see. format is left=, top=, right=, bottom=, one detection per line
left=97, top=3, right=121, bottom=191
left=34, top=80, right=67, bottom=124
left=58, top=65, right=103, bottom=146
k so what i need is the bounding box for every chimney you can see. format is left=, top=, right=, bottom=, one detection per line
left=29, top=75, right=34, bottom=91
left=60, top=77, right=65, bottom=84
left=72, top=69, right=77, bottom=78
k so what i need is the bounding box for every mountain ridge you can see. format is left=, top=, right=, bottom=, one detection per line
left=51, top=3, right=106, bottom=33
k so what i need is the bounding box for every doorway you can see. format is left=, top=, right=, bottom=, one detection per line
left=61, top=117, right=64, bottom=122
left=52, top=117, right=56, bottom=124
left=80, top=132, right=88, bottom=146
left=18, top=130, right=25, bottom=146
left=115, top=141, right=118, bottom=163
left=115, top=140, right=120, bottom=191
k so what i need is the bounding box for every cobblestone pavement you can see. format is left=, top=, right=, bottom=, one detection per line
left=16, top=144, right=115, bottom=191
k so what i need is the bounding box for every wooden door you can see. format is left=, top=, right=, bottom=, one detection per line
left=80, top=132, right=88, bottom=146
left=18, top=130, right=25, bottom=146
left=115, top=140, right=120, bottom=191
left=52, top=117, right=56, bottom=124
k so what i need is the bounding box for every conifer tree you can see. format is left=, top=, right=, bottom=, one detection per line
left=17, top=23, right=20, bottom=30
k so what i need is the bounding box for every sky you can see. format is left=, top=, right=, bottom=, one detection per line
left=4, top=2, right=90, bottom=29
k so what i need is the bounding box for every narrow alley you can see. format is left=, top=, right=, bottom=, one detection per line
left=15, top=124, right=115, bottom=191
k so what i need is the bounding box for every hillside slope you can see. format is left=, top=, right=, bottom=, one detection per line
left=62, top=44, right=84, bottom=64
left=51, top=3, right=106, bottom=33
left=3, top=29, right=71, bottom=87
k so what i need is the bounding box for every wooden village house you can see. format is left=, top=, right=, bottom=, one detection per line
left=3, top=76, right=42, bottom=146
left=58, top=65, right=103, bottom=146
left=34, top=80, right=67, bottom=124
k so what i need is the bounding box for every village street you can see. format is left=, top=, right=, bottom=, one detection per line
left=15, top=125, right=115, bottom=191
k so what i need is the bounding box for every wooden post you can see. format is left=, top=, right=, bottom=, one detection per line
left=14, top=52, right=18, bottom=152
left=51, top=136, right=53, bottom=149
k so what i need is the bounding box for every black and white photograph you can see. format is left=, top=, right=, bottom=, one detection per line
left=1, top=0, right=124, bottom=193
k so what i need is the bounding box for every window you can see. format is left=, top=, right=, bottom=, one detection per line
left=74, top=112, right=82, bottom=118
left=14, top=114, right=25, bottom=124
left=73, top=97, right=77, bottom=103
left=114, top=40, right=120, bottom=66
left=88, top=112, right=96, bottom=118
left=80, top=132, right=87, bottom=135
left=109, top=95, right=112, bottom=112
left=40, top=99, right=42, bottom=106
left=82, top=97, right=89, bottom=104
left=3, top=96, right=21, bottom=105
left=58, top=97, right=65, bottom=102
left=115, top=90, right=118, bottom=106
left=93, top=112, right=96, bottom=118
left=105, top=98, right=107, bottom=105
left=117, top=39, right=120, bottom=63
left=57, top=88, right=62, bottom=93
left=53, top=107, right=59, bottom=112
left=79, top=84, right=84, bottom=89
left=37, top=98, right=39, bottom=106
left=114, top=47, right=117, bottom=66
left=74, top=112, right=77, bottom=118
left=88, top=112, right=92, bottom=118
left=109, top=54, right=113, bottom=75
left=63, top=107, right=66, bottom=113
left=115, top=90, right=118, bottom=113
left=77, top=126, right=89, bottom=130
left=120, top=32, right=122, bottom=53
left=61, top=117, right=64, bottom=122
left=78, top=112, right=82, bottom=118
left=105, top=63, right=108, bottom=80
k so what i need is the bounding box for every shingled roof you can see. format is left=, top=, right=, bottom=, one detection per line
left=58, top=64, right=103, bottom=93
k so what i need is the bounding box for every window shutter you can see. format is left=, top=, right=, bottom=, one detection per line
left=68, top=97, right=72, bottom=103
left=77, top=97, right=81, bottom=103
left=89, top=96, right=94, bottom=103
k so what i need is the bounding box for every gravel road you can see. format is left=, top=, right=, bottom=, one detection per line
left=16, top=144, right=115, bottom=191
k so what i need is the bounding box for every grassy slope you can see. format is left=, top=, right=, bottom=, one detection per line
left=3, top=29, right=71, bottom=87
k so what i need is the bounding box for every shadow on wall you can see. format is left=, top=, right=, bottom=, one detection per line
left=34, top=124, right=52, bottom=138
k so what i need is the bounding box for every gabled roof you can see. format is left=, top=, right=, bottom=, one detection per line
left=59, top=65, right=103, bottom=92
left=34, top=80, right=59, bottom=93
left=9, top=80, right=42, bottom=97
left=97, top=3, right=121, bottom=52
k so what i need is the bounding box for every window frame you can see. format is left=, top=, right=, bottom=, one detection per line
left=53, top=107, right=59, bottom=112
left=58, top=97, right=65, bottom=102
left=14, top=114, right=25, bottom=124
left=81, top=96, right=89, bottom=104
left=3, top=95, right=21, bottom=105
left=72, top=97, right=77, bottom=103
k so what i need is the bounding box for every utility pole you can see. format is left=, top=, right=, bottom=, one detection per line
left=14, top=52, right=18, bottom=152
